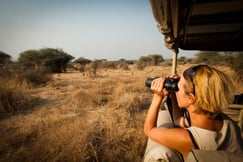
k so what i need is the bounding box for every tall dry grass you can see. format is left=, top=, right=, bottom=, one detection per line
left=0, top=64, right=242, bottom=162
left=0, top=76, right=37, bottom=117
left=0, top=66, right=151, bottom=161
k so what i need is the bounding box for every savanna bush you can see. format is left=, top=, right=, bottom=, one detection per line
left=136, top=61, right=146, bottom=70
left=225, top=52, right=243, bottom=81
left=0, top=77, right=37, bottom=117
left=119, top=62, right=130, bottom=70
left=0, top=66, right=153, bottom=161
left=100, top=61, right=117, bottom=69
left=18, top=69, right=51, bottom=86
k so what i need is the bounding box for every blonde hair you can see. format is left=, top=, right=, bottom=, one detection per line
left=183, top=64, right=234, bottom=118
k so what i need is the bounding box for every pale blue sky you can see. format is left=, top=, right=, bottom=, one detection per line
left=0, top=0, right=196, bottom=60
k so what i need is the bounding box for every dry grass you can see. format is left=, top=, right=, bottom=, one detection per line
left=0, top=77, right=37, bottom=117
left=0, top=64, right=242, bottom=162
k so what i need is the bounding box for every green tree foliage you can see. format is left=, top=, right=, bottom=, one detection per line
left=0, top=51, right=11, bottom=64
left=194, top=51, right=224, bottom=65
left=73, top=57, right=92, bottom=72
left=225, top=52, right=243, bottom=80
left=74, top=57, right=91, bottom=65
left=139, top=56, right=152, bottom=64
left=18, top=50, right=39, bottom=63
left=137, top=54, right=164, bottom=69
left=18, top=50, right=40, bottom=69
left=18, top=48, right=74, bottom=73
left=177, top=56, right=186, bottom=63
left=149, top=54, right=164, bottom=65
left=0, top=51, right=13, bottom=78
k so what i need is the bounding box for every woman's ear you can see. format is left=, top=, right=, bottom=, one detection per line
left=188, top=93, right=196, bottom=104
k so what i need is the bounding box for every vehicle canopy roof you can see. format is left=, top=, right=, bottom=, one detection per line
left=149, top=0, right=243, bottom=53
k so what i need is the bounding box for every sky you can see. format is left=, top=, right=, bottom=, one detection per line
left=0, top=0, right=197, bottom=61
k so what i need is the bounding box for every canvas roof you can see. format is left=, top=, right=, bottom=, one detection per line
left=150, top=0, right=243, bottom=52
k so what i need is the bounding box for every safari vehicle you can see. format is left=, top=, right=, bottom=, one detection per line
left=147, top=0, right=243, bottom=161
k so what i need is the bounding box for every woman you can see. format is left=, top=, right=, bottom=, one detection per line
left=143, top=64, right=243, bottom=162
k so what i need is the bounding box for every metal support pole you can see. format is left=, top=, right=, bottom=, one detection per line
left=172, top=51, right=178, bottom=74
left=171, top=0, right=179, bottom=75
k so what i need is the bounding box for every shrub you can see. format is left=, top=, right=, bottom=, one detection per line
left=0, top=51, right=11, bottom=64
left=0, top=77, right=37, bottom=117
left=73, top=57, right=91, bottom=65
left=194, top=51, right=224, bottom=65
left=136, top=61, right=146, bottom=70
left=100, top=61, right=117, bottom=69
left=84, top=61, right=99, bottom=76
left=119, top=62, right=130, bottom=70
left=18, top=69, right=51, bottom=86
left=136, top=54, right=164, bottom=69
left=225, top=52, right=243, bottom=80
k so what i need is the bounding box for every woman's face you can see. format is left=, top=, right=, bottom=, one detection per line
left=176, top=76, right=192, bottom=108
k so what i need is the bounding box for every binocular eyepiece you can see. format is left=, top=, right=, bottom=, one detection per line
left=145, top=77, right=179, bottom=92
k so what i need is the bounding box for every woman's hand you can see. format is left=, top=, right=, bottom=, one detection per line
left=151, top=77, right=168, bottom=97
left=151, top=75, right=180, bottom=97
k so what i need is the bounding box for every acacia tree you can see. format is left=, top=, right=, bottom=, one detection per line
left=0, top=51, right=11, bottom=64
left=149, top=54, right=164, bottom=65
left=74, top=57, right=91, bottom=65
left=137, top=54, right=164, bottom=69
left=18, top=48, right=74, bottom=73
left=40, top=48, right=74, bottom=73
left=73, top=57, right=92, bottom=72
left=0, top=51, right=13, bottom=77
left=224, top=52, right=243, bottom=80
left=18, top=50, right=40, bottom=69
left=194, top=51, right=224, bottom=65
